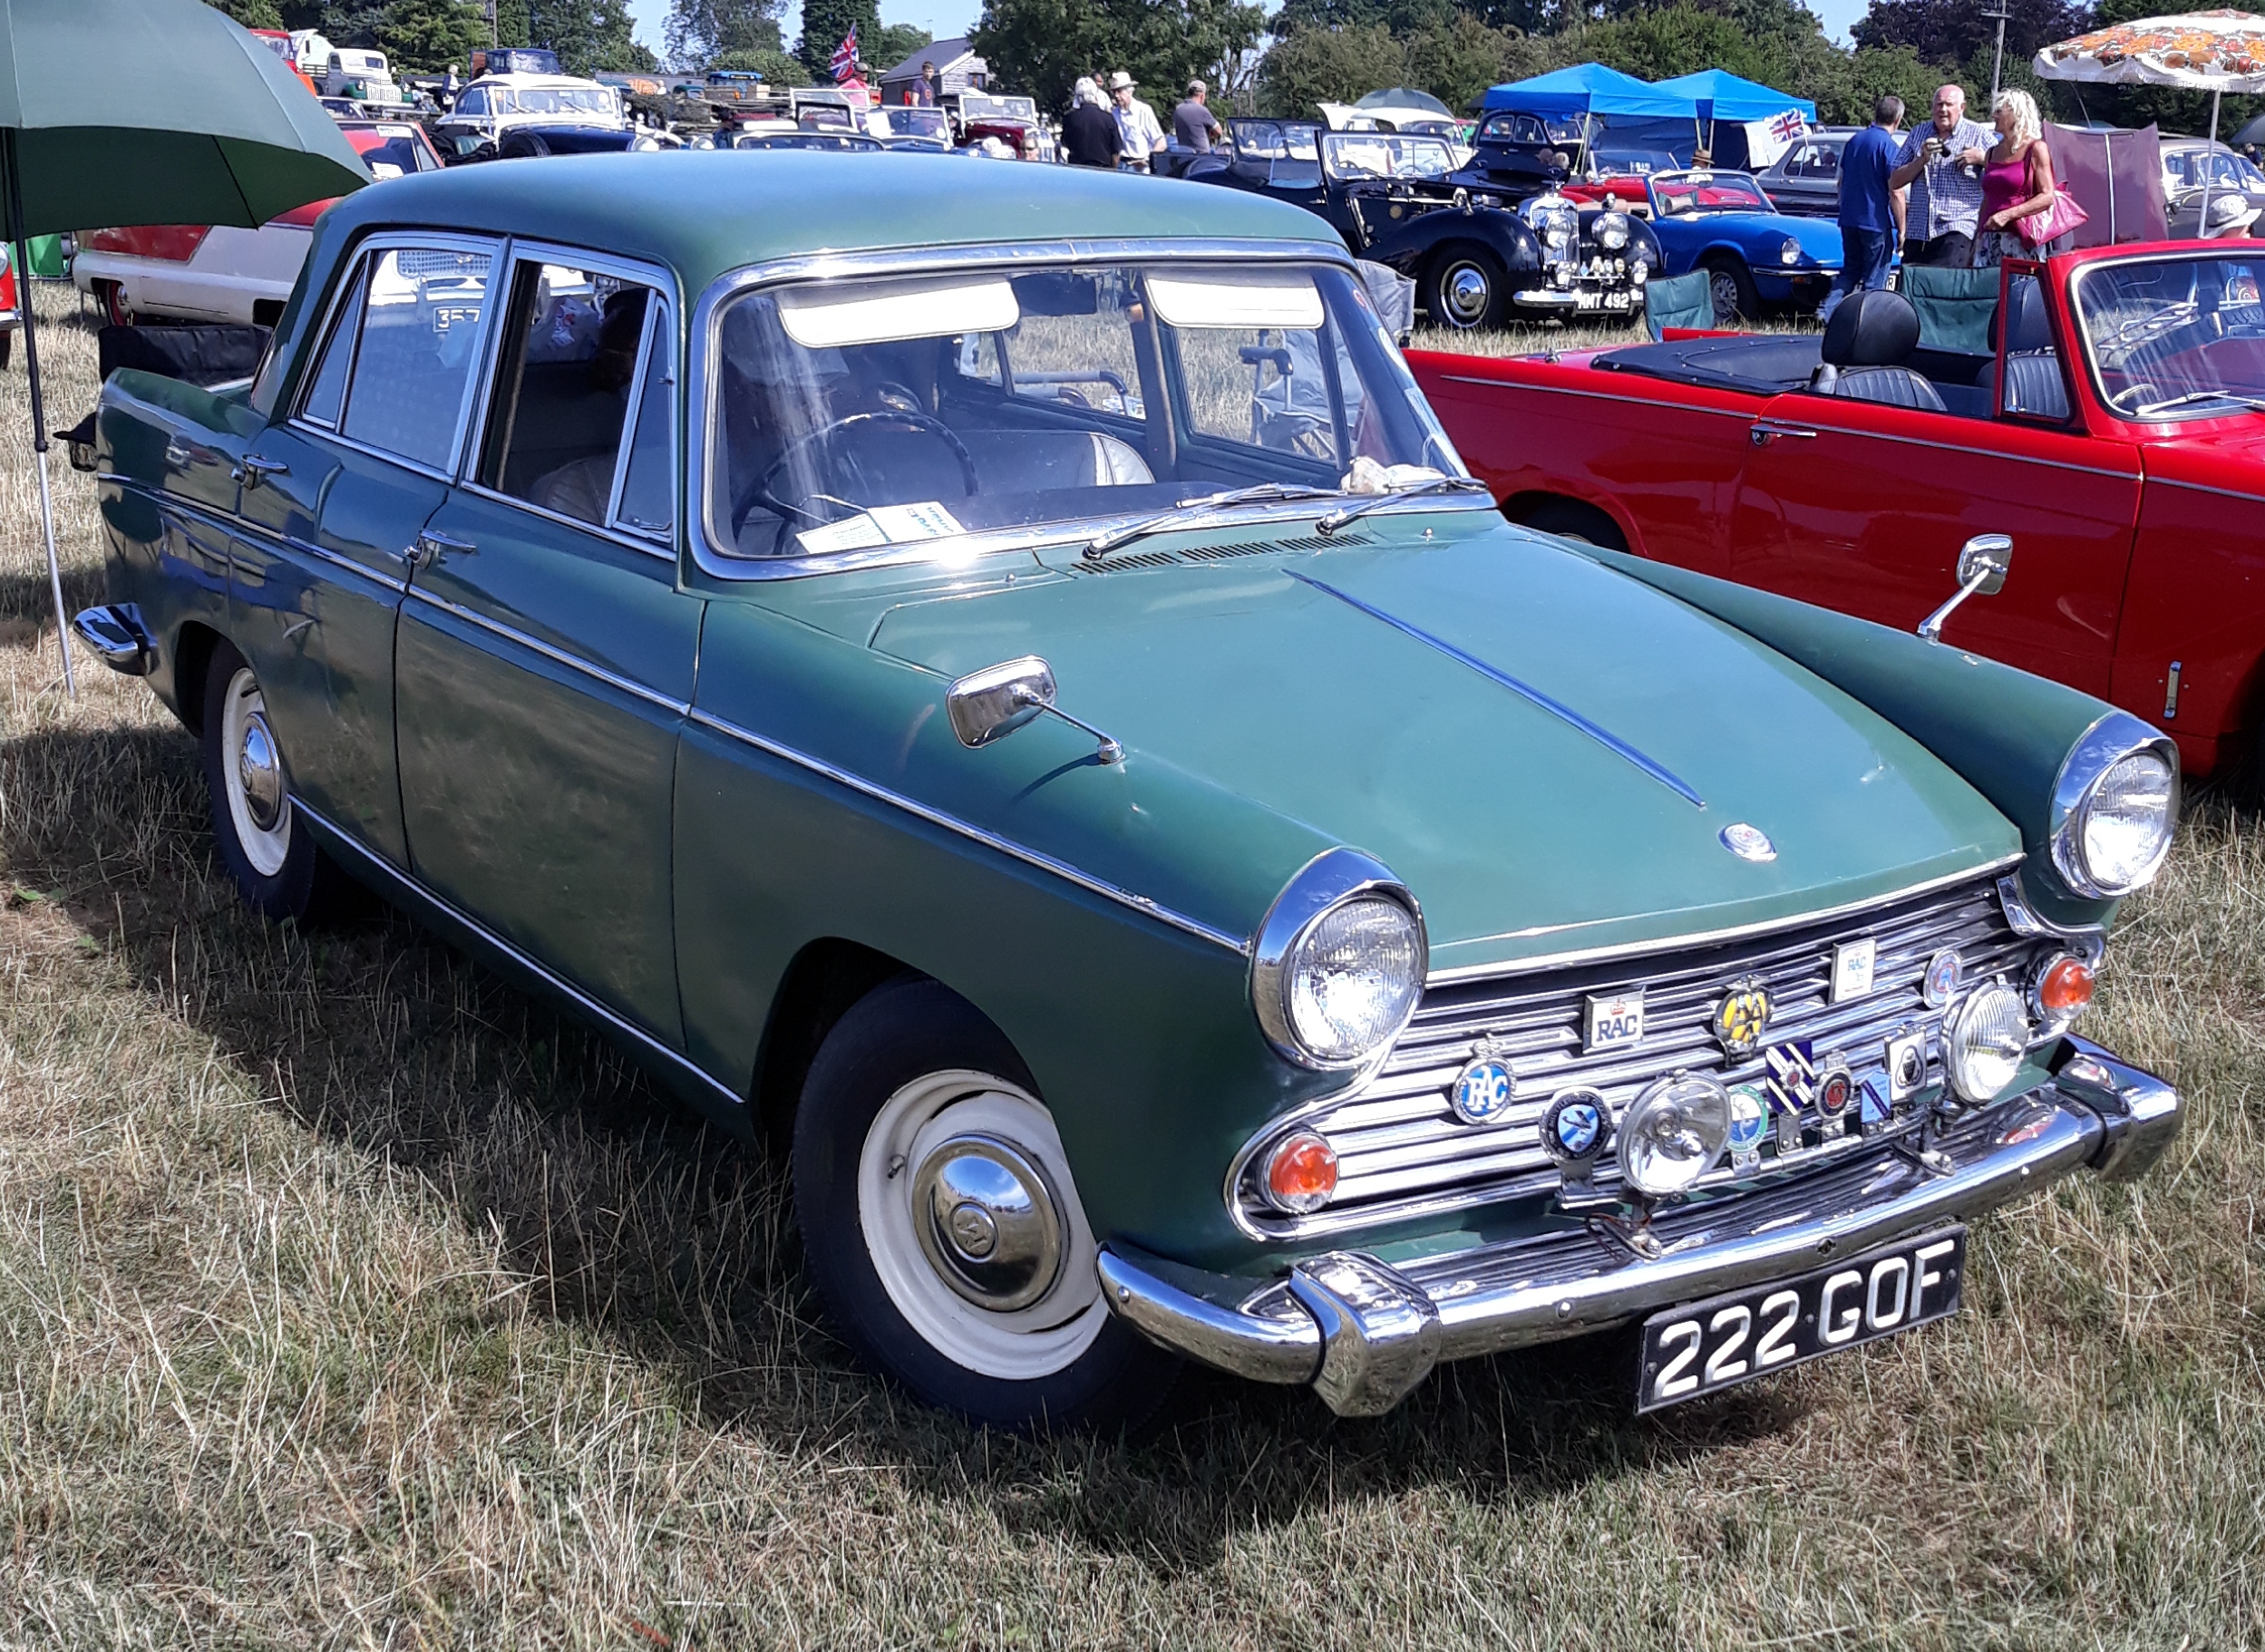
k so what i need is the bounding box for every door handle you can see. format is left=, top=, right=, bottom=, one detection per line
left=404, top=530, right=477, bottom=570
left=230, top=454, right=289, bottom=489
left=1749, top=422, right=1818, bottom=447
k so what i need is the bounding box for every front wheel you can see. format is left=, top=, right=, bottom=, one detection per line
left=199, top=641, right=355, bottom=922
left=1423, top=247, right=1510, bottom=332
left=1701, top=256, right=1758, bottom=325
left=792, top=977, right=1181, bottom=1432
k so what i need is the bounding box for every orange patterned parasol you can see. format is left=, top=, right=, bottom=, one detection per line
left=2035, top=9, right=2265, bottom=90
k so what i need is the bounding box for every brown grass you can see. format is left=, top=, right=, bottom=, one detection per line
left=2, top=285, right=2262, bottom=1647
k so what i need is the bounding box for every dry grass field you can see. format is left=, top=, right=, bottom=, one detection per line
left=1, top=286, right=2261, bottom=1647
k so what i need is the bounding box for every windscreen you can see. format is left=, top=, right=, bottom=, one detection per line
left=886, top=108, right=950, bottom=140
left=1650, top=170, right=1770, bottom=213
left=705, top=261, right=1462, bottom=560
left=1232, top=121, right=1320, bottom=160
left=2075, top=253, right=2265, bottom=418
left=1322, top=132, right=1455, bottom=180
left=502, top=85, right=618, bottom=118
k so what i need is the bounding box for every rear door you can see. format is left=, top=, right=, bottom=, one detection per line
left=394, top=248, right=695, bottom=1045
left=1725, top=272, right=2140, bottom=695
left=230, top=233, right=501, bottom=865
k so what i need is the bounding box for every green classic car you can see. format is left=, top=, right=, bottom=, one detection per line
left=77, top=154, right=2183, bottom=1430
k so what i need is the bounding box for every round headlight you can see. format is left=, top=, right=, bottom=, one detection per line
left=1947, top=982, right=2031, bottom=1102
left=1618, top=1074, right=1730, bottom=1197
left=1287, top=897, right=1424, bottom=1063
left=2051, top=716, right=2177, bottom=898
left=1595, top=211, right=1629, bottom=250
left=1253, top=850, right=1427, bottom=1069
left=1778, top=237, right=1802, bottom=265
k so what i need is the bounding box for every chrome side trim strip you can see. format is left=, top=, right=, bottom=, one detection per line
left=295, top=801, right=743, bottom=1111
left=2153, top=474, right=2265, bottom=508
left=1434, top=374, right=1758, bottom=418
left=403, top=587, right=690, bottom=716
left=1282, top=564, right=1706, bottom=807
left=685, top=707, right=1248, bottom=954
left=1428, top=851, right=2028, bottom=983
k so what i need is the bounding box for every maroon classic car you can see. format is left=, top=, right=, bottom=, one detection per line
left=1412, top=242, right=2265, bottom=782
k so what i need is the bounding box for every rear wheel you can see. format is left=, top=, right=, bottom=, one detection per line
left=1701, top=255, right=1758, bottom=325
left=1424, top=246, right=1510, bottom=332
left=100, top=281, right=134, bottom=327
left=199, top=641, right=355, bottom=922
left=0, top=329, right=15, bottom=370
left=792, top=977, right=1181, bottom=1433
left=1514, top=496, right=1629, bottom=553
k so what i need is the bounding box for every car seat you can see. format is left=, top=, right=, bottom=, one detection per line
left=1993, top=276, right=2070, bottom=420
left=1810, top=288, right=1946, bottom=411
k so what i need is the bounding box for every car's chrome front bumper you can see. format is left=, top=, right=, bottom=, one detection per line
left=1097, top=1037, right=2179, bottom=1416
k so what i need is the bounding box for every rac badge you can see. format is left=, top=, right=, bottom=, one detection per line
left=1451, top=1041, right=1519, bottom=1125
left=1712, top=975, right=1774, bottom=1056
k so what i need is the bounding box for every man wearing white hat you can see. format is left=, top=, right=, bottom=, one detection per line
left=2202, top=191, right=2260, bottom=238
left=1109, top=71, right=1165, bottom=171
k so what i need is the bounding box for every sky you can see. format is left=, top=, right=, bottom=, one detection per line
left=619, top=0, right=1868, bottom=70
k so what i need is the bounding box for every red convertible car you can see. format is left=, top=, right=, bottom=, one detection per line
left=1412, top=241, right=2265, bottom=781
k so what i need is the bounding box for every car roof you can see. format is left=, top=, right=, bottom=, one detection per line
left=308, top=150, right=1342, bottom=299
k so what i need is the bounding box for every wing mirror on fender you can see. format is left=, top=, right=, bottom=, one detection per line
left=947, top=655, right=1123, bottom=765
left=1917, top=534, right=2013, bottom=644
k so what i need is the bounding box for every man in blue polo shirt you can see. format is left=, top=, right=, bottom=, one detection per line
left=1823, top=94, right=1905, bottom=320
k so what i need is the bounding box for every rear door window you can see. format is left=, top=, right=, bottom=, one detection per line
left=335, top=244, right=495, bottom=472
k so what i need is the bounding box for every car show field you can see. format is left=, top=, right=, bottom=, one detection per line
left=2, top=266, right=2262, bottom=1641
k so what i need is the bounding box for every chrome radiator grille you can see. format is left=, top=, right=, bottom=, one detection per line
left=1234, top=871, right=2046, bottom=1239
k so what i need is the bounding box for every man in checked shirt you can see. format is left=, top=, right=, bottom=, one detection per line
left=1890, top=83, right=1994, bottom=267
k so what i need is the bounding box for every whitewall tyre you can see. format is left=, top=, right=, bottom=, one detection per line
left=199, top=640, right=355, bottom=923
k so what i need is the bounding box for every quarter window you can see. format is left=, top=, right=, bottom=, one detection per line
left=455, top=87, right=488, bottom=116
left=614, top=311, right=676, bottom=538
left=335, top=244, right=494, bottom=471
left=297, top=258, right=368, bottom=427
left=478, top=258, right=667, bottom=534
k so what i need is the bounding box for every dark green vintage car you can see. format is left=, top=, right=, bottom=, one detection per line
left=77, top=154, right=2183, bottom=1430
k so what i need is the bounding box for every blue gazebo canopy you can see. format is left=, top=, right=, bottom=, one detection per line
left=1478, top=63, right=1699, bottom=120
left=1652, top=69, right=1815, bottom=125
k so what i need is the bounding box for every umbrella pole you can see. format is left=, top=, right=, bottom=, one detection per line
left=3, top=128, right=72, bottom=698
left=2202, top=89, right=2221, bottom=237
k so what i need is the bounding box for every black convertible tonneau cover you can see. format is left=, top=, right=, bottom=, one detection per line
left=1591, top=334, right=1823, bottom=394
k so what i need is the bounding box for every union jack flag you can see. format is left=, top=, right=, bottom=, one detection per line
left=830, top=26, right=858, bottom=84
left=1764, top=108, right=1805, bottom=146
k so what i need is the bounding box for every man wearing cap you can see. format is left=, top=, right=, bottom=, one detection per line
left=1173, top=79, right=1222, bottom=152
left=1064, top=77, right=1119, bottom=170
left=2203, top=192, right=2260, bottom=238
left=1110, top=71, right=1165, bottom=170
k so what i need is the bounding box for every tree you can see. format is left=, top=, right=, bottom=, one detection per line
left=530, top=0, right=656, bottom=73
left=972, top=0, right=1265, bottom=112
left=1404, top=14, right=1525, bottom=113
left=378, top=0, right=489, bottom=72
left=498, top=0, right=531, bottom=46
left=668, top=0, right=792, bottom=65
left=712, top=44, right=813, bottom=81
left=872, top=24, right=931, bottom=73
left=1852, top=0, right=2090, bottom=77
left=203, top=0, right=286, bottom=28
left=1256, top=22, right=1406, bottom=113
left=800, top=0, right=879, bottom=76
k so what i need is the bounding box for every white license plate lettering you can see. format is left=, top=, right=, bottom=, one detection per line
left=1638, top=1229, right=1965, bottom=1411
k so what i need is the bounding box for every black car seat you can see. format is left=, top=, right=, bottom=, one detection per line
left=1811, top=288, right=1946, bottom=411
left=1994, top=276, right=2071, bottom=420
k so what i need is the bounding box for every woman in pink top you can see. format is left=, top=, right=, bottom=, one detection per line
left=1973, top=88, right=2058, bottom=267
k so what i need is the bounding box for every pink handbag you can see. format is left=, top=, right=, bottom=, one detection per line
left=2019, top=189, right=2090, bottom=247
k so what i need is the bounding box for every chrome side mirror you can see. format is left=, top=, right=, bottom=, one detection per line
left=1918, top=534, right=2013, bottom=643
left=947, top=655, right=1123, bottom=764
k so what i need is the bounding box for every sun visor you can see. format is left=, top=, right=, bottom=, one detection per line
left=775, top=275, right=1020, bottom=348
left=1145, top=268, right=1326, bottom=330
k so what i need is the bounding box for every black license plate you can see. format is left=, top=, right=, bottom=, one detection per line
left=1636, top=1228, right=1966, bottom=1413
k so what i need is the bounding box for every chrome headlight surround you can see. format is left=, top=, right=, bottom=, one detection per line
left=1251, top=848, right=1427, bottom=1071
left=1594, top=210, right=1630, bottom=250
left=2048, top=711, right=2179, bottom=899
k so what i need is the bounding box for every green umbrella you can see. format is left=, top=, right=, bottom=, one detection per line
left=0, top=0, right=370, bottom=693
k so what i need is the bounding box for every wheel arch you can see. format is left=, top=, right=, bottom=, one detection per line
left=1501, top=489, right=1639, bottom=555
left=171, top=618, right=223, bottom=738
left=749, top=936, right=942, bottom=1152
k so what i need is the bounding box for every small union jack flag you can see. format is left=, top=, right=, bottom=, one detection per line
left=1765, top=108, right=1805, bottom=146
left=830, top=26, right=858, bottom=84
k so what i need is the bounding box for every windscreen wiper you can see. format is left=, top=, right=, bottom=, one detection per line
left=1082, top=482, right=1346, bottom=560
left=2126, top=387, right=2265, bottom=417
left=1315, top=475, right=1494, bottom=536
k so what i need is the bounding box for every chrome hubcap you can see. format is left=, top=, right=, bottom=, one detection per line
left=1711, top=272, right=1741, bottom=319
left=1444, top=264, right=1489, bottom=324
left=910, top=1133, right=1065, bottom=1311
left=237, top=710, right=284, bottom=831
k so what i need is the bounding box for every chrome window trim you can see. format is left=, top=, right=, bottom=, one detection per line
left=296, top=799, right=742, bottom=1113
left=289, top=248, right=371, bottom=432
left=1425, top=851, right=2029, bottom=984
left=292, top=228, right=507, bottom=481
left=1249, top=847, right=1427, bottom=1071
left=452, top=477, right=677, bottom=563
left=404, top=585, right=688, bottom=715
left=2047, top=708, right=2180, bottom=899
left=603, top=296, right=666, bottom=534
left=464, top=238, right=684, bottom=530
left=2067, top=248, right=2265, bottom=423
left=685, top=237, right=1359, bottom=584
left=685, top=706, right=1247, bottom=953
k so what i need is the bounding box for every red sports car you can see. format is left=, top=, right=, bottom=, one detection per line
left=1413, top=242, right=2265, bottom=781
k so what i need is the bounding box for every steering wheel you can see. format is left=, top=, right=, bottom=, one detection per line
left=732, top=403, right=980, bottom=554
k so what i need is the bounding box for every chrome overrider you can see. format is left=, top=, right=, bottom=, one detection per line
left=1096, top=1035, right=2180, bottom=1416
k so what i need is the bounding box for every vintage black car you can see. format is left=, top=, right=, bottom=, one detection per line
left=1189, top=127, right=1658, bottom=332
left=1444, top=109, right=1576, bottom=200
